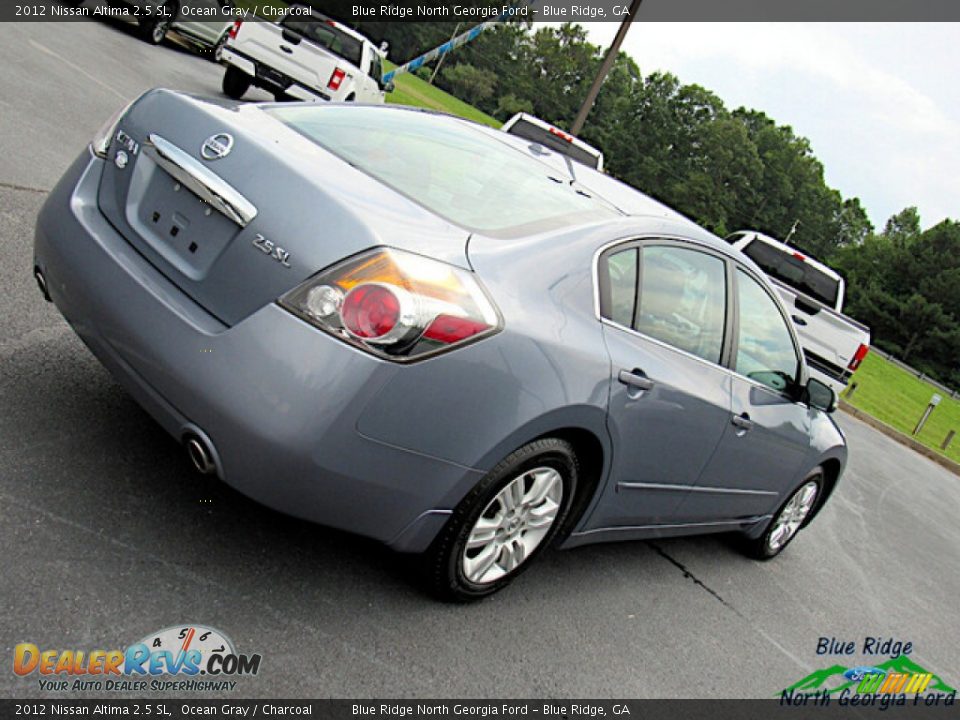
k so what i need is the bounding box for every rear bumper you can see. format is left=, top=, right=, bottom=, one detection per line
left=222, top=47, right=332, bottom=102
left=33, top=149, right=482, bottom=552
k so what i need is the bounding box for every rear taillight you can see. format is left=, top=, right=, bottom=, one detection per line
left=848, top=343, right=870, bottom=371
left=91, top=99, right=135, bottom=158
left=328, top=68, right=346, bottom=91
left=279, top=248, right=501, bottom=361
left=228, top=20, right=242, bottom=39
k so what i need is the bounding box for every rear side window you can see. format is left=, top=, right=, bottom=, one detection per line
left=604, top=248, right=638, bottom=327
left=282, top=18, right=364, bottom=69
left=600, top=243, right=727, bottom=364
left=741, top=239, right=840, bottom=308
left=636, top=246, right=727, bottom=364
left=735, top=269, right=800, bottom=392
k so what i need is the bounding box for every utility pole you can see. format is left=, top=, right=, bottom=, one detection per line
left=570, top=0, right=644, bottom=136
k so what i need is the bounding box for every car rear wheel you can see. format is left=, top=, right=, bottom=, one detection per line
left=425, top=438, right=578, bottom=602
left=139, top=1, right=178, bottom=45
left=222, top=66, right=251, bottom=100
left=743, top=469, right=823, bottom=560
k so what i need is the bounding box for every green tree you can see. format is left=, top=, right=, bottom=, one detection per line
left=440, top=64, right=497, bottom=105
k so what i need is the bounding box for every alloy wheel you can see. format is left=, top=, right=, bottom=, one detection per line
left=461, top=467, right=563, bottom=585
left=766, top=480, right=818, bottom=553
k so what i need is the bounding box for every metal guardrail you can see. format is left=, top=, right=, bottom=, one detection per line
left=868, top=346, right=959, bottom=399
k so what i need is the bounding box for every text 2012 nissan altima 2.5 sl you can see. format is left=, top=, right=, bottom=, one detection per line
left=33, top=90, right=846, bottom=601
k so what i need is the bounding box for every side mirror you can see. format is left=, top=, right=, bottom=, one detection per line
left=804, top=378, right=837, bottom=413
left=382, top=80, right=395, bottom=93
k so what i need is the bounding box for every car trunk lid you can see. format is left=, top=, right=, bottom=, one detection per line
left=96, top=90, right=469, bottom=326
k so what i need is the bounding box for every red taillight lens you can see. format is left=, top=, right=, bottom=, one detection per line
left=279, top=248, right=500, bottom=361
left=341, top=284, right=401, bottom=340
left=423, top=315, right=490, bottom=344
left=548, top=126, right=574, bottom=143
left=328, top=68, right=346, bottom=91
left=848, top=343, right=870, bottom=371
left=228, top=20, right=242, bottom=39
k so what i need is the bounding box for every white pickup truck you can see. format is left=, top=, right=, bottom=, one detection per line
left=727, top=231, right=870, bottom=395
left=220, top=7, right=390, bottom=103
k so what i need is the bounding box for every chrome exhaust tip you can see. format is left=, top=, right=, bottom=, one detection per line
left=185, top=436, right=216, bottom=476
left=34, top=267, right=51, bottom=302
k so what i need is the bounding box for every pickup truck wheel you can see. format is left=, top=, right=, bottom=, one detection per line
left=222, top=67, right=251, bottom=100
left=139, top=1, right=178, bottom=45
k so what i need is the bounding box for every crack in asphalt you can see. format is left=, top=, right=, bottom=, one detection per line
left=648, top=541, right=813, bottom=674
left=648, top=541, right=739, bottom=614
left=0, top=181, right=50, bottom=195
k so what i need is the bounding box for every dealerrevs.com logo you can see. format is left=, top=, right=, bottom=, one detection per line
left=13, top=624, right=262, bottom=692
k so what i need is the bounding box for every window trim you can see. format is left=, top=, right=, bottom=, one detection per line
left=596, top=236, right=734, bottom=370
left=593, top=235, right=807, bottom=402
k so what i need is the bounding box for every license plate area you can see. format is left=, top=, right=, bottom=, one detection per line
left=128, top=159, right=239, bottom=280
left=257, top=65, right=290, bottom=90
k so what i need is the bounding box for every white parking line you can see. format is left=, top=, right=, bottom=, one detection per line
left=28, top=39, right=129, bottom=102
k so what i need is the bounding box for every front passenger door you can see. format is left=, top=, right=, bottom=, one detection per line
left=680, top=268, right=813, bottom=521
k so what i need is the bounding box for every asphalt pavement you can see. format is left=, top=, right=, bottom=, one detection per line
left=1, top=20, right=958, bottom=700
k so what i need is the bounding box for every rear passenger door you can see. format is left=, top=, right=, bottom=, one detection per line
left=590, top=239, right=734, bottom=529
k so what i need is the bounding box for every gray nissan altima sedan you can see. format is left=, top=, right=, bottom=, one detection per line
left=33, top=90, right=847, bottom=600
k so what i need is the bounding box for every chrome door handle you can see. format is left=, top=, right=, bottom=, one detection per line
left=731, top=413, right=754, bottom=432
left=144, top=134, right=258, bottom=228
left=618, top=369, right=655, bottom=391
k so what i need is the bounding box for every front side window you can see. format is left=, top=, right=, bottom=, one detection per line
left=369, top=52, right=383, bottom=83
left=735, top=269, right=800, bottom=392
left=635, top=246, right=727, bottom=364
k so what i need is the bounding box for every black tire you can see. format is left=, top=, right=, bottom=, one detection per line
left=741, top=468, right=824, bottom=561
left=139, top=1, right=178, bottom=45
left=424, top=438, right=578, bottom=602
left=344, top=93, right=356, bottom=102
left=222, top=66, right=251, bottom=100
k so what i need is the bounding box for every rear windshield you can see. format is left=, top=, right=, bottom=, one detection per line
left=281, top=16, right=364, bottom=69
left=504, top=118, right=602, bottom=169
left=267, top=106, right=619, bottom=236
left=741, top=240, right=840, bottom=308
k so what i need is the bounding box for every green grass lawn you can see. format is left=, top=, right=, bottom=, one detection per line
left=384, top=61, right=500, bottom=128
left=843, top=352, right=960, bottom=464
